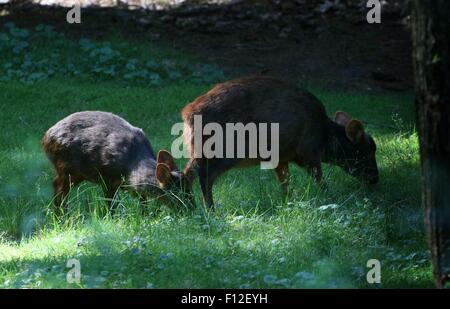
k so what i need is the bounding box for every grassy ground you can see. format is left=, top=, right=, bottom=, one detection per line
left=0, top=22, right=433, bottom=288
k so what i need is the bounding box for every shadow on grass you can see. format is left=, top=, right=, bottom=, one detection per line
left=0, top=221, right=433, bottom=289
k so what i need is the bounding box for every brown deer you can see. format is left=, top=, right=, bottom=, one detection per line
left=42, top=111, right=191, bottom=212
left=181, top=75, right=379, bottom=208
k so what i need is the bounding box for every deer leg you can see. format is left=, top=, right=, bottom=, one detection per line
left=198, top=159, right=236, bottom=209
left=198, top=163, right=217, bottom=209
left=53, top=172, right=82, bottom=214
left=53, top=174, right=70, bottom=212
left=295, top=151, right=323, bottom=184
left=305, top=163, right=323, bottom=184
left=274, top=162, right=290, bottom=198
left=183, top=157, right=199, bottom=186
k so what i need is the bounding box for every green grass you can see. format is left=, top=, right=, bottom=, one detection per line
left=0, top=22, right=433, bottom=288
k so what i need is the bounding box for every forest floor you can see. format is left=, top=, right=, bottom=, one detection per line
left=2, top=0, right=413, bottom=92
left=0, top=2, right=432, bottom=288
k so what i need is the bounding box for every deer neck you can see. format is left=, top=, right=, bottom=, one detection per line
left=323, top=119, right=351, bottom=165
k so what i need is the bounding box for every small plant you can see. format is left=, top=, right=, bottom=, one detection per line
left=0, top=23, right=225, bottom=86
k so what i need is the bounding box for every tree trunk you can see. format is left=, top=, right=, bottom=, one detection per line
left=412, top=1, right=450, bottom=288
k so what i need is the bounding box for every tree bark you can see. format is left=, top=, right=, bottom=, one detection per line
left=412, top=1, right=450, bottom=288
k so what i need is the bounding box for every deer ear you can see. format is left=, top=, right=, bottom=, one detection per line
left=157, top=150, right=177, bottom=171
left=156, top=163, right=173, bottom=188
left=334, top=111, right=351, bottom=127
left=345, top=119, right=365, bottom=144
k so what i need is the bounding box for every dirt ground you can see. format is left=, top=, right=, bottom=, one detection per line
left=1, top=0, right=414, bottom=93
